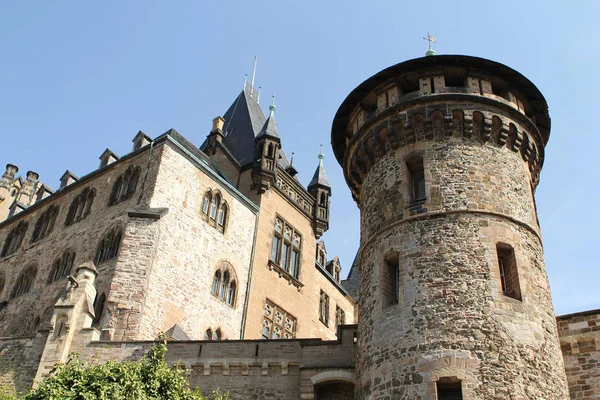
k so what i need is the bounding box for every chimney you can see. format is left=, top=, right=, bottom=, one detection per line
left=0, top=164, right=18, bottom=189
left=59, top=170, right=79, bottom=189
left=132, top=131, right=152, bottom=151
left=35, top=184, right=54, bottom=203
left=99, top=149, right=119, bottom=168
left=211, top=116, right=225, bottom=141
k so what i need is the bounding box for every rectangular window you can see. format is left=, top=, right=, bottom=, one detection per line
left=407, top=156, right=425, bottom=202
left=383, top=254, right=400, bottom=308
left=270, top=217, right=302, bottom=279
left=290, top=250, right=299, bottom=278
left=262, top=300, right=296, bottom=340
left=335, top=306, right=345, bottom=329
left=497, top=243, right=521, bottom=301
left=271, top=236, right=281, bottom=263
left=319, top=290, right=330, bottom=326
left=217, top=208, right=224, bottom=225
left=437, top=380, right=463, bottom=400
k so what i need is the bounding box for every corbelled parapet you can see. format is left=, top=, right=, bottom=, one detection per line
left=0, top=164, right=18, bottom=189
left=331, top=55, right=568, bottom=398
left=331, top=55, right=550, bottom=206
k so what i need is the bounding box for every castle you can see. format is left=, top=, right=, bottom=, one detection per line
left=0, top=53, right=598, bottom=399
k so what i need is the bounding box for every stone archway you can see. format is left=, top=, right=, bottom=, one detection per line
left=311, top=371, right=356, bottom=400
left=314, top=381, right=354, bottom=400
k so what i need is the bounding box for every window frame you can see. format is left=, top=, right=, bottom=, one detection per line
left=319, top=290, right=330, bottom=326
left=496, top=243, right=522, bottom=301
left=261, top=299, right=296, bottom=340
left=270, top=216, right=302, bottom=279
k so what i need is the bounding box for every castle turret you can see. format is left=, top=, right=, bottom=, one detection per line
left=0, top=164, right=19, bottom=222
left=251, top=100, right=280, bottom=193
left=308, top=148, right=331, bottom=238
left=203, top=117, right=226, bottom=156
left=331, top=55, right=569, bottom=398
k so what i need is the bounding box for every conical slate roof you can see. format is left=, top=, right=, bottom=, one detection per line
left=256, top=113, right=280, bottom=140
left=308, top=153, right=330, bottom=188
left=219, top=90, right=267, bottom=166
left=341, top=249, right=360, bottom=301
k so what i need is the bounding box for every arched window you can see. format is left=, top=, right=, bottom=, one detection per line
left=472, top=111, right=485, bottom=141
left=93, top=293, right=106, bottom=326
left=11, top=264, right=37, bottom=298
left=211, top=271, right=221, bottom=295
left=267, top=143, right=275, bottom=158
left=226, top=281, right=236, bottom=306
left=319, top=192, right=327, bottom=207
left=217, top=203, right=227, bottom=233
left=219, top=271, right=229, bottom=300
left=201, top=190, right=212, bottom=215
left=65, top=187, right=96, bottom=226
left=32, top=205, right=60, bottom=243
left=204, top=328, right=212, bottom=340
left=213, top=329, right=222, bottom=340
left=209, top=194, right=220, bottom=220
left=1, top=221, right=28, bottom=257
left=210, top=264, right=237, bottom=308
left=95, top=227, right=123, bottom=264
left=54, top=315, right=68, bottom=339
left=109, top=166, right=141, bottom=206
left=48, top=250, right=75, bottom=283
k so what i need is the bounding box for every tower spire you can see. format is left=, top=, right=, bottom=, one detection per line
left=269, top=95, right=276, bottom=116
left=250, top=56, right=258, bottom=96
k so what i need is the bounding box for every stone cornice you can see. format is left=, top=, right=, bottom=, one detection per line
left=343, top=104, right=544, bottom=204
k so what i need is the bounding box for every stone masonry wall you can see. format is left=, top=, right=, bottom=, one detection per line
left=243, top=186, right=355, bottom=340
left=355, top=107, right=568, bottom=399
left=69, top=325, right=357, bottom=400
left=138, top=142, right=258, bottom=340
left=558, top=310, right=600, bottom=399
left=0, top=148, right=155, bottom=339
left=0, top=333, right=47, bottom=395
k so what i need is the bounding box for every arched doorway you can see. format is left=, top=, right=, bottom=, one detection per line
left=314, top=380, right=354, bottom=400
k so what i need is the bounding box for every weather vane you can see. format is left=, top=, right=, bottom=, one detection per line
left=423, top=32, right=437, bottom=56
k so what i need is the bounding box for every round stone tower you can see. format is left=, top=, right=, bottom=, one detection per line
left=331, top=55, right=569, bottom=399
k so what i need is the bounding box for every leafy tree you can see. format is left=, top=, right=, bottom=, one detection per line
left=2, top=339, right=228, bottom=400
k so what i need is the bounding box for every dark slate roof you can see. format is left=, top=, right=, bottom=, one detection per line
left=341, top=249, right=360, bottom=301
left=219, top=90, right=267, bottom=166
left=308, top=160, right=330, bottom=188
left=164, top=324, right=190, bottom=341
left=157, top=129, right=231, bottom=183
left=257, top=114, right=280, bottom=140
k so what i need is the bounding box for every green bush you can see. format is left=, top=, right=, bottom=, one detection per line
left=2, top=339, right=228, bottom=400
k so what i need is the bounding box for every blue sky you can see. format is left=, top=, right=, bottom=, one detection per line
left=1, top=1, right=598, bottom=315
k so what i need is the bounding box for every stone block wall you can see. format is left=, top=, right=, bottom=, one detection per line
left=0, top=148, right=155, bottom=339
left=558, top=310, right=600, bottom=399
left=0, top=333, right=48, bottom=395
left=138, top=141, right=258, bottom=341
left=242, top=187, right=355, bottom=341
left=68, top=325, right=358, bottom=400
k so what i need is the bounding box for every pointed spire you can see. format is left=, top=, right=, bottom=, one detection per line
left=309, top=145, right=331, bottom=188
left=257, top=95, right=280, bottom=140
left=269, top=95, right=276, bottom=116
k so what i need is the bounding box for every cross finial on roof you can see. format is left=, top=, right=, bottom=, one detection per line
left=318, top=144, right=324, bottom=165
left=423, top=32, right=437, bottom=56
left=269, top=95, right=276, bottom=116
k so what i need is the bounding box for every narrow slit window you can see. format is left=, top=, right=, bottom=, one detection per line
left=407, top=156, right=425, bottom=202
left=384, top=254, right=400, bottom=308
left=496, top=243, right=521, bottom=301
